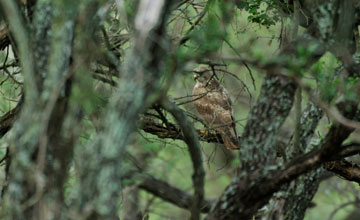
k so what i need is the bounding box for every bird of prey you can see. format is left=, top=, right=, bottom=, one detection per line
left=192, top=66, right=239, bottom=150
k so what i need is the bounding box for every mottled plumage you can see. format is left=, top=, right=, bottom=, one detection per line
left=192, top=66, right=239, bottom=150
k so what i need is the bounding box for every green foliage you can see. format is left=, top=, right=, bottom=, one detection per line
left=307, top=178, right=357, bottom=220
left=1, top=0, right=360, bottom=219
left=308, top=53, right=340, bottom=102
left=237, top=0, right=281, bottom=27
left=123, top=0, right=139, bottom=25
left=0, top=75, right=20, bottom=113
left=191, top=14, right=224, bottom=52
left=187, top=2, right=228, bottom=55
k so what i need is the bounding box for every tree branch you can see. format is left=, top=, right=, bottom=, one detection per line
left=0, top=26, right=10, bottom=50
left=140, top=117, right=223, bottom=144
left=138, top=174, right=213, bottom=213
left=0, top=97, right=23, bottom=138
left=207, top=101, right=359, bottom=219
left=324, top=160, right=360, bottom=185
left=0, top=0, right=38, bottom=102
left=161, top=98, right=205, bottom=220
left=73, top=1, right=176, bottom=219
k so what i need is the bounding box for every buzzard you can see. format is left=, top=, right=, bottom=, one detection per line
left=192, top=66, right=239, bottom=150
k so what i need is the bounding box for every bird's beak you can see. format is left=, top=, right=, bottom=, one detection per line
left=193, top=73, right=199, bottom=81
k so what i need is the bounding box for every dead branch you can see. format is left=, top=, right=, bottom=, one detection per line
left=140, top=116, right=223, bottom=143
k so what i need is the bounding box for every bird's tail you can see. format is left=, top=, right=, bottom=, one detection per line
left=220, top=133, right=240, bottom=150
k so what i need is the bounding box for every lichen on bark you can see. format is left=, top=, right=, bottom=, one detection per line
left=240, top=74, right=296, bottom=171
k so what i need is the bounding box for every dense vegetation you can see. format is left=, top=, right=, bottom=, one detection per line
left=1, top=0, right=360, bottom=219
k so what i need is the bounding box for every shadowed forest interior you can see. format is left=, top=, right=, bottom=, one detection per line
left=1, top=0, right=360, bottom=220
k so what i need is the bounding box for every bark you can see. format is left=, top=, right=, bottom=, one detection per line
left=121, top=186, right=142, bottom=220
left=207, top=101, right=359, bottom=219
left=207, top=2, right=360, bottom=218
left=71, top=1, right=175, bottom=219
left=138, top=175, right=213, bottom=213
left=1, top=1, right=78, bottom=219
left=265, top=102, right=324, bottom=220
left=324, top=160, right=360, bottom=184
left=266, top=1, right=359, bottom=219
left=162, top=98, right=205, bottom=220
left=0, top=1, right=360, bottom=220
left=239, top=74, right=297, bottom=170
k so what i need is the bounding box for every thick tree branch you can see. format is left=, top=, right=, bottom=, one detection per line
left=73, top=1, right=176, bottom=219
left=207, top=102, right=359, bottom=219
left=324, top=160, right=360, bottom=185
left=329, top=142, right=360, bottom=160
left=240, top=74, right=297, bottom=169
left=138, top=174, right=213, bottom=213
left=161, top=98, right=205, bottom=220
left=266, top=100, right=324, bottom=219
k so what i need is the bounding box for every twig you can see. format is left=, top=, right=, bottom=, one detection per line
left=2, top=45, right=9, bottom=71
left=222, top=38, right=256, bottom=90
left=292, top=87, right=302, bottom=154
left=328, top=200, right=360, bottom=220
left=294, top=77, right=360, bottom=130
left=0, top=0, right=38, bottom=101
left=179, top=4, right=208, bottom=45
left=0, top=96, right=23, bottom=137
left=215, top=68, right=252, bottom=99
left=177, top=91, right=208, bottom=106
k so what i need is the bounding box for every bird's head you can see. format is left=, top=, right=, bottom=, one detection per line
left=193, top=66, right=218, bottom=86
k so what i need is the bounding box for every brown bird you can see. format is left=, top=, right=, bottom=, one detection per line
left=192, top=66, right=239, bottom=150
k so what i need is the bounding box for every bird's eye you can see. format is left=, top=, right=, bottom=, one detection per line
left=193, top=74, right=199, bottom=80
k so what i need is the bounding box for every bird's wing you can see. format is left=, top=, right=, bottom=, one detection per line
left=217, top=87, right=238, bottom=142
left=193, top=81, right=239, bottom=150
